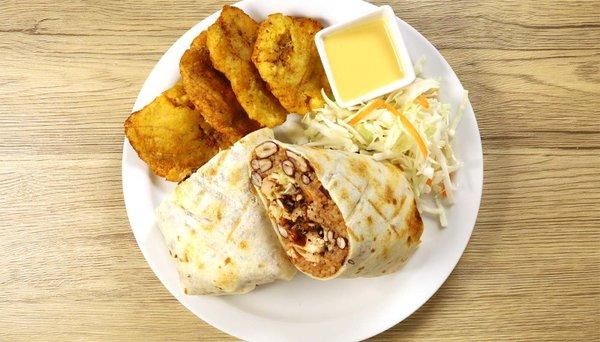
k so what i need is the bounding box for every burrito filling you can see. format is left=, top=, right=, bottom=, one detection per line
left=250, top=142, right=349, bottom=278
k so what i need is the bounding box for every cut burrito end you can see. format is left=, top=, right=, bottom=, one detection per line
left=156, top=129, right=296, bottom=295
left=250, top=142, right=349, bottom=278
left=250, top=140, right=425, bottom=280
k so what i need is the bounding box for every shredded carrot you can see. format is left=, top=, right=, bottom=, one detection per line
left=347, top=100, right=429, bottom=157
left=381, top=103, right=429, bottom=157
left=440, top=184, right=447, bottom=198
left=416, top=95, right=430, bottom=109
left=348, top=99, right=385, bottom=126
left=426, top=178, right=433, bottom=186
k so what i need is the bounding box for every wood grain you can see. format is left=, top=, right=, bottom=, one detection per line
left=0, top=0, right=599, bottom=341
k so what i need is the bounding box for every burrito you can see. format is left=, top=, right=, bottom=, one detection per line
left=248, top=140, right=423, bottom=279
left=156, top=129, right=296, bottom=295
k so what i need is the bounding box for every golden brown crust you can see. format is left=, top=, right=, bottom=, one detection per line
left=206, top=6, right=287, bottom=127
left=124, top=83, right=220, bottom=182
left=405, top=202, right=424, bottom=245
left=162, top=81, right=228, bottom=148
left=252, top=14, right=331, bottom=114
left=180, top=31, right=260, bottom=145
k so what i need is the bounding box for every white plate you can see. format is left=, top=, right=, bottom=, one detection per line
left=122, top=0, right=483, bottom=340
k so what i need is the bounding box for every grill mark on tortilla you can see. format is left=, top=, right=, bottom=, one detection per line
left=204, top=151, right=228, bottom=177
left=383, top=184, right=395, bottom=205
left=349, top=158, right=369, bottom=179
left=384, top=162, right=402, bottom=175
left=389, top=192, right=411, bottom=228
left=341, top=159, right=366, bottom=193
left=216, top=207, right=223, bottom=221
left=339, top=188, right=350, bottom=201
left=226, top=204, right=252, bottom=242
left=215, top=268, right=238, bottom=290
left=390, top=195, right=407, bottom=222
left=228, top=167, right=243, bottom=186
left=330, top=178, right=340, bottom=190
left=342, top=180, right=370, bottom=228
left=382, top=246, right=389, bottom=260
left=346, top=226, right=361, bottom=242
left=367, top=198, right=399, bottom=237
left=206, top=165, right=219, bottom=177
left=199, top=200, right=224, bottom=232
left=180, top=205, right=209, bottom=226
left=405, top=202, right=424, bottom=245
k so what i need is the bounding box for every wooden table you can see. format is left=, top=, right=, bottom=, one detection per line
left=1, top=0, right=598, bottom=340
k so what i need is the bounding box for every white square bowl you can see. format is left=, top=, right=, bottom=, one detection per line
left=315, top=5, right=416, bottom=108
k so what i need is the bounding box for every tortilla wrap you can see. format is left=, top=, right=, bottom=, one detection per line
left=249, top=140, right=423, bottom=279
left=156, top=129, right=296, bottom=295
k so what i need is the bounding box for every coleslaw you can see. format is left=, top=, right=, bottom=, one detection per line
left=292, top=61, right=468, bottom=226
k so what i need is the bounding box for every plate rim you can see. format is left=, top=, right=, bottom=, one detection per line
left=122, top=0, right=483, bottom=340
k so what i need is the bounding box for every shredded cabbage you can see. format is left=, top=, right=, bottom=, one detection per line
left=293, top=64, right=468, bottom=227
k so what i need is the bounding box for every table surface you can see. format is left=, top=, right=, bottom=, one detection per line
left=1, top=0, right=599, bottom=340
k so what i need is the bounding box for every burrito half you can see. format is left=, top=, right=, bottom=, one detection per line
left=249, top=140, right=423, bottom=279
left=156, top=129, right=296, bottom=295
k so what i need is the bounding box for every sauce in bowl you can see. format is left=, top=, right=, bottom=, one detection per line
left=315, top=6, right=415, bottom=107
left=324, top=17, right=403, bottom=103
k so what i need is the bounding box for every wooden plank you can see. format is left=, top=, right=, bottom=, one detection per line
left=0, top=0, right=598, bottom=341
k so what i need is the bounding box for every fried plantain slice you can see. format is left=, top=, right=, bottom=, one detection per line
left=124, top=83, right=221, bottom=182
left=180, top=31, right=260, bottom=145
left=206, top=6, right=287, bottom=128
left=252, top=14, right=331, bottom=114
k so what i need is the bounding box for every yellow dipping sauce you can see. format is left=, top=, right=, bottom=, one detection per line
left=324, top=17, right=403, bottom=103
